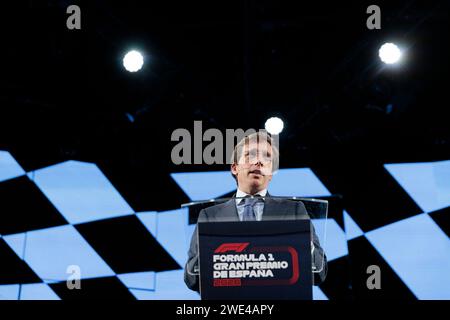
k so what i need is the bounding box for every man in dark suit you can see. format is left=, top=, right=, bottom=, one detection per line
left=184, top=132, right=327, bottom=292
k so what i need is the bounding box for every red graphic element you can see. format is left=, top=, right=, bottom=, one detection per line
left=213, top=279, right=242, bottom=287
left=214, top=242, right=249, bottom=253
left=242, top=246, right=300, bottom=286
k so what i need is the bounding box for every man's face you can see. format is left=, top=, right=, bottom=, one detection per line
left=231, top=140, right=274, bottom=193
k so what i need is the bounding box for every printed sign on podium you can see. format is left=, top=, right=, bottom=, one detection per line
left=198, top=220, right=312, bottom=300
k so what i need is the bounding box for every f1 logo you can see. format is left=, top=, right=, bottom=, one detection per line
left=214, top=243, right=249, bottom=253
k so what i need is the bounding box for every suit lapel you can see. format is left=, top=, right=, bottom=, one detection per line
left=262, top=197, right=275, bottom=221
left=262, top=195, right=289, bottom=221
left=214, top=198, right=239, bottom=222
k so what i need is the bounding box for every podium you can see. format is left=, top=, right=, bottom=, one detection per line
left=183, top=196, right=328, bottom=300
left=198, top=220, right=312, bottom=299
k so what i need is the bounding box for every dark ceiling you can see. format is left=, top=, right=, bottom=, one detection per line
left=0, top=0, right=449, bottom=210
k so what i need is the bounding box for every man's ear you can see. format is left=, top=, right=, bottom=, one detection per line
left=231, top=163, right=238, bottom=176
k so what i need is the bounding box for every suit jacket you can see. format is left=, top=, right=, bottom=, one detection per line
left=184, top=194, right=328, bottom=292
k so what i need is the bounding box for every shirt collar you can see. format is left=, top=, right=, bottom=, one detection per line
left=235, top=188, right=267, bottom=205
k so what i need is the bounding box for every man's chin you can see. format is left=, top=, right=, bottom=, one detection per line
left=249, top=178, right=263, bottom=188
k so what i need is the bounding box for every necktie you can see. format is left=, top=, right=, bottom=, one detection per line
left=242, top=195, right=261, bottom=221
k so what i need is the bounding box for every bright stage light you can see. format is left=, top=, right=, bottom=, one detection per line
left=265, top=117, right=284, bottom=135
left=123, top=50, right=144, bottom=72
left=378, top=43, right=402, bottom=64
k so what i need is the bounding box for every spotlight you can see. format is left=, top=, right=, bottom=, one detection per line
left=123, top=50, right=144, bottom=72
left=265, top=117, right=284, bottom=135
left=378, top=43, right=402, bottom=64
